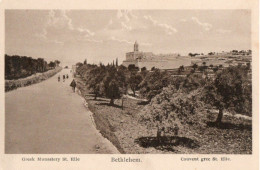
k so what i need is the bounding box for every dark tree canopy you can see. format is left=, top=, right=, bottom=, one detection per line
left=5, top=54, right=56, bottom=80
left=128, top=64, right=139, bottom=72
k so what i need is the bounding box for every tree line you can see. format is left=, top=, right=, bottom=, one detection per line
left=140, top=65, right=251, bottom=138
left=76, top=62, right=251, bottom=138
left=5, top=54, right=60, bottom=80
left=188, top=49, right=251, bottom=57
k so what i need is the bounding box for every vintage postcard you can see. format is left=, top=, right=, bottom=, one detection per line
left=0, top=0, right=259, bottom=170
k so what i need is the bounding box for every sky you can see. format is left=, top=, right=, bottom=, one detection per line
left=5, top=10, right=251, bottom=66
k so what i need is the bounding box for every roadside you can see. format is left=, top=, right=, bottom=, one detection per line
left=75, top=76, right=150, bottom=153
left=5, top=67, right=62, bottom=92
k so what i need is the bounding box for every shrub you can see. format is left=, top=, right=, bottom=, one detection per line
left=139, top=85, right=204, bottom=139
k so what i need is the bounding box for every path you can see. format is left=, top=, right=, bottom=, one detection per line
left=5, top=69, right=119, bottom=154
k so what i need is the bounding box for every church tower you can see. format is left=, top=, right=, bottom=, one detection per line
left=134, top=41, right=139, bottom=52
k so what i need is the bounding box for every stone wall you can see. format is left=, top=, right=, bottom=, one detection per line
left=137, top=56, right=191, bottom=70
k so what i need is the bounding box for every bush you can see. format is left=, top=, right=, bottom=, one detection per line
left=139, top=85, right=204, bottom=139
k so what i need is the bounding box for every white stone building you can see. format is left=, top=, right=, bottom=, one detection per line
left=122, top=41, right=191, bottom=70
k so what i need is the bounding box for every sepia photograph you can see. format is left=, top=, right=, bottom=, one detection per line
left=4, top=9, right=253, bottom=155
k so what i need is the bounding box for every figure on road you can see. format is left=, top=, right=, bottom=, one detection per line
left=66, top=74, right=69, bottom=79
left=70, top=79, right=76, bottom=92
left=58, top=75, right=60, bottom=82
left=63, top=75, right=65, bottom=82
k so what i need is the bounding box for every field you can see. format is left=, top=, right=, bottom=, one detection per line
left=75, top=76, right=252, bottom=154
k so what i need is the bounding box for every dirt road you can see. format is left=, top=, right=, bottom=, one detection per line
left=5, top=69, right=119, bottom=154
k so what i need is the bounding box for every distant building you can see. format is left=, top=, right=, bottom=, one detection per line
left=72, top=65, right=76, bottom=73
left=122, top=41, right=191, bottom=70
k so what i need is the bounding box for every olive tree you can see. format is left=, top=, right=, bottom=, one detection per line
left=102, top=66, right=126, bottom=105
left=139, top=85, right=203, bottom=142
left=87, top=65, right=106, bottom=100
left=203, top=65, right=251, bottom=124
left=128, top=72, right=142, bottom=97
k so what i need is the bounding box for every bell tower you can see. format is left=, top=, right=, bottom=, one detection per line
left=134, top=41, right=139, bottom=52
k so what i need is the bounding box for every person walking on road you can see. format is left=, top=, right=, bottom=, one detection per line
left=70, top=79, right=76, bottom=92
left=58, top=75, right=60, bottom=82
left=63, top=75, right=65, bottom=82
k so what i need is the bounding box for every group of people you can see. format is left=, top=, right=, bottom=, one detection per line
left=57, top=71, right=77, bottom=92
left=58, top=74, right=69, bottom=82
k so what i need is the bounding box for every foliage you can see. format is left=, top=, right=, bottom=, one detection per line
left=128, top=64, right=139, bottom=72
left=48, top=61, right=56, bottom=68
left=140, top=68, right=148, bottom=79
left=102, top=66, right=126, bottom=104
left=54, top=60, right=60, bottom=66
left=203, top=65, right=252, bottom=123
left=188, top=53, right=200, bottom=57
left=127, top=72, right=142, bottom=96
left=5, top=54, right=58, bottom=80
left=213, top=66, right=219, bottom=73
left=139, top=85, right=204, bottom=138
left=5, top=67, right=62, bottom=91
left=178, top=65, right=185, bottom=73
left=116, top=58, right=118, bottom=67
left=181, top=74, right=206, bottom=92
left=192, top=64, right=198, bottom=70
left=87, top=65, right=106, bottom=99
left=141, top=67, right=147, bottom=72
left=139, top=69, right=170, bottom=101
left=76, top=62, right=83, bottom=68
left=77, top=63, right=127, bottom=104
